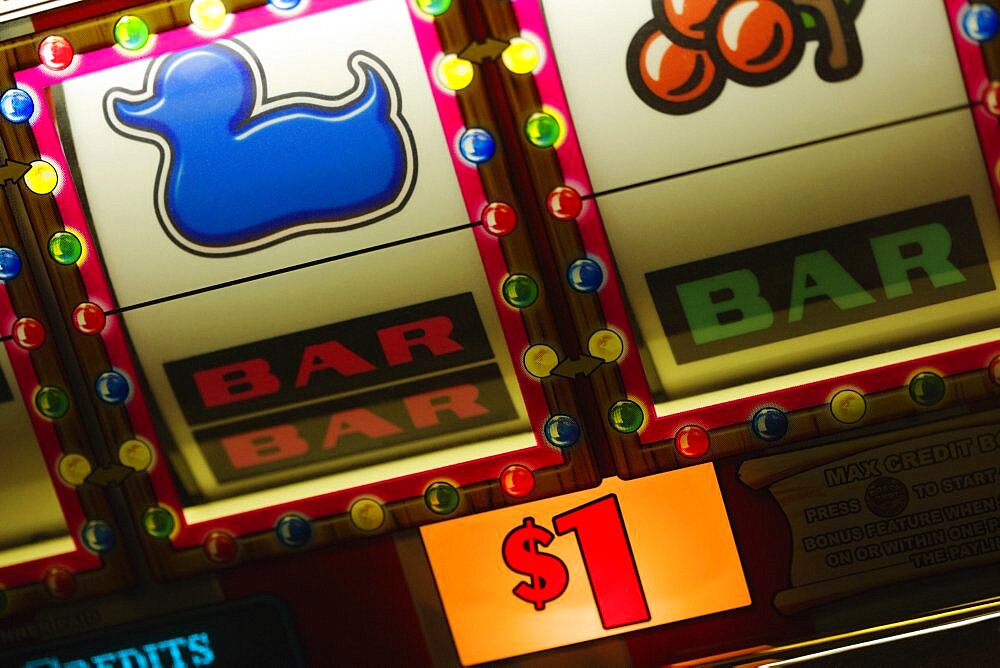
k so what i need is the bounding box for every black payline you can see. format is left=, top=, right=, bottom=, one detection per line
left=104, top=220, right=482, bottom=316
left=97, top=106, right=978, bottom=321
left=583, top=101, right=978, bottom=201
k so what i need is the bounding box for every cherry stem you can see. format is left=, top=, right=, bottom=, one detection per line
left=794, top=0, right=849, bottom=71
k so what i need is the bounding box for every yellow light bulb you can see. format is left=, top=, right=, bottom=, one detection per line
left=119, top=439, right=154, bottom=471
left=24, top=160, right=58, bottom=195
left=830, top=389, right=866, bottom=424
left=438, top=54, right=474, bottom=91
left=588, top=329, right=623, bottom=363
left=190, top=0, right=228, bottom=32
left=350, top=498, right=385, bottom=531
left=524, top=344, right=559, bottom=378
left=58, top=454, right=92, bottom=486
left=502, top=37, right=540, bottom=74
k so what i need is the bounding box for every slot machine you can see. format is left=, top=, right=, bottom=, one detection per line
left=0, top=0, right=997, bottom=665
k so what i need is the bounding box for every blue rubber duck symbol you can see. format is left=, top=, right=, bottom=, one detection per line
left=105, top=41, right=416, bottom=255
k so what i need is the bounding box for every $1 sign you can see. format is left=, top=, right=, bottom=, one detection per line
left=500, top=494, right=651, bottom=629
left=502, top=518, right=568, bottom=610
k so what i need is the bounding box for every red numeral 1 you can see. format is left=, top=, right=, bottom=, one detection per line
left=553, top=494, right=651, bottom=629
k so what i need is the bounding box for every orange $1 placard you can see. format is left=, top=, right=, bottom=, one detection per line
left=421, top=465, right=751, bottom=665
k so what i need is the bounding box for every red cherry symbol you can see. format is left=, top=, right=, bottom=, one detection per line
left=661, top=0, right=719, bottom=42
left=716, top=0, right=795, bottom=75
left=637, top=30, right=719, bottom=105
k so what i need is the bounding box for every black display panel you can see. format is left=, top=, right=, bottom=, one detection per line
left=1, top=597, right=303, bottom=668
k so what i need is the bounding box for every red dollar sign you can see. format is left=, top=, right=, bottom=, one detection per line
left=501, top=517, right=569, bottom=611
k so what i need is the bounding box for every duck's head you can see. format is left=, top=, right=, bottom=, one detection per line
left=111, top=43, right=255, bottom=137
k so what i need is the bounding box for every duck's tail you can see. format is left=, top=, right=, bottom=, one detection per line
left=345, top=52, right=396, bottom=122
